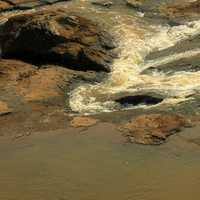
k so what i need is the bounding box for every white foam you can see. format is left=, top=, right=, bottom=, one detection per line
left=69, top=14, right=200, bottom=114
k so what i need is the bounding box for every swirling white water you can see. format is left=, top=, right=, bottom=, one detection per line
left=69, top=1, right=200, bottom=114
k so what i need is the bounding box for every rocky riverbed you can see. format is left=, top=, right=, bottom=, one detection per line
left=0, top=0, right=200, bottom=145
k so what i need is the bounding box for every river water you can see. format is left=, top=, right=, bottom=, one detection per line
left=65, top=0, right=200, bottom=114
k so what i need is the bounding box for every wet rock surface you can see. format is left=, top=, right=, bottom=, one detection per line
left=120, top=114, right=190, bottom=145
left=143, top=35, right=200, bottom=74
left=1, top=10, right=116, bottom=72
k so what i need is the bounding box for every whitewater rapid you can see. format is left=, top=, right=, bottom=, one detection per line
left=69, top=6, right=200, bottom=114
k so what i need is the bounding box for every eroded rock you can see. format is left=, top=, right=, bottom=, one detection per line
left=1, top=10, right=116, bottom=72
left=119, top=113, right=190, bottom=145
left=160, top=0, right=200, bottom=21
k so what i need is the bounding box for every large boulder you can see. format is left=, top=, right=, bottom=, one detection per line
left=0, top=10, right=116, bottom=72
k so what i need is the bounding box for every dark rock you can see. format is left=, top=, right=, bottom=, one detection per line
left=126, top=0, right=145, bottom=12
left=91, top=0, right=113, bottom=8
left=1, top=10, right=116, bottom=72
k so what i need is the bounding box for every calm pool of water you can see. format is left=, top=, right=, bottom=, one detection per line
left=0, top=124, right=200, bottom=200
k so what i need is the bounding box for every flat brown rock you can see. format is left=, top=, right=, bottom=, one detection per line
left=18, top=67, right=73, bottom=101
left=0, top=59, right=36, bottom=83
left=70, top=116, right=98, bottom=128
left=120, top=113, right=189, bottom=145
left=0, top=59, right=74, bottom=102
left=0, top=101, right=11, bottom=115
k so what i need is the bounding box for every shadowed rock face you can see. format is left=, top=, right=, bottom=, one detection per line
left=91, top=0, right=113, bottom=8
left=120, top=114, right=189, bottom=145
left=0, top=10, right=116, bottom=72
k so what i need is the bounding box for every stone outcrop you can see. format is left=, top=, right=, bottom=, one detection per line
left=120, top=113, right=190, bottom=145
left=0, top=57, right=102, bottom=113
left=160, top=0, right=200, bottom=20
left=0, top=10, right=116, bottom=72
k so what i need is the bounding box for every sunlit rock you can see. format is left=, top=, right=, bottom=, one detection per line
left=119, top=114, right=190, bottom=145
left=70, top=116, right=98, bottom=127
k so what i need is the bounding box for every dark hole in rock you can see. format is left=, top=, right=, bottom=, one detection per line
left=116, top=95, right=163, bottom=107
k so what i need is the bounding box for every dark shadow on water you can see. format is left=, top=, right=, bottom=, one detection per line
left=116, top=95, right=163, bottom=107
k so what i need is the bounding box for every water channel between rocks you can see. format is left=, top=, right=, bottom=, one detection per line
left=64, top=0, right=200, bottom=114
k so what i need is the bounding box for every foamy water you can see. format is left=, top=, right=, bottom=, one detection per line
left=69, top=2, right=200, bottom=114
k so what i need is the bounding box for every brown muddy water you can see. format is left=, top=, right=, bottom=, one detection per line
left=1, top=123, right=200, bottom=200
